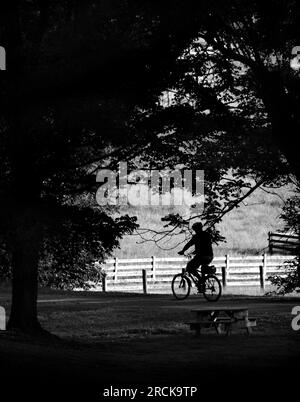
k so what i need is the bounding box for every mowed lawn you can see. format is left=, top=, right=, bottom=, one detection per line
left=0, top=289, right=300, bottom=400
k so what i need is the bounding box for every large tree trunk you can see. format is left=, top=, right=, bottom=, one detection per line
left=7, top=208, right=43, bottom=334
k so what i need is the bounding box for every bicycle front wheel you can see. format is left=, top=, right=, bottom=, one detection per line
left=203, top=275, right=222, bottom=302
left=171, top=273, right=191, bottom=300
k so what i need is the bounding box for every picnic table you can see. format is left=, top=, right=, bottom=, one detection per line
left=187, top=306, right=257, bottom=336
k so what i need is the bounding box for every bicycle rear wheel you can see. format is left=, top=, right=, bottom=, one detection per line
left=203, top=275, right=222, bottom=302
left=171, top=273, right=191, bottom=300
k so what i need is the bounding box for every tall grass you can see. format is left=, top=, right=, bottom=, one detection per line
left=113, top=185, right=295, bottom=258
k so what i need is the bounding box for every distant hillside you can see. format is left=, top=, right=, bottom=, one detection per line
left=112, top=185, right=296, bottom=258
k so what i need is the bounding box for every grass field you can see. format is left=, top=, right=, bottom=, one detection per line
left=114, top=185, right=296, bottom=258
left=0, top=289, right=299, bottom=400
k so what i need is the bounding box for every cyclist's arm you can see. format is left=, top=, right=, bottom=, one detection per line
left=179, top=237, right=195, bottom=254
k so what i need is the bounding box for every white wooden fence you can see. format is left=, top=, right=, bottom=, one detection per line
left=96, top=254, right=296, bottom=294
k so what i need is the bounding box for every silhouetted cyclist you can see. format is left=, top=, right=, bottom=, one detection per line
left=178, top=222, right=213, bottom=290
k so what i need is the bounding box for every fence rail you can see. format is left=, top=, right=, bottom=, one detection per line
left=96, top=254, right=296, bottom=294
left=268, top=231, right=299, bottom=254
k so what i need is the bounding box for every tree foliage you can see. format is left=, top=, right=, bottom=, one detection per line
left=269, top=186, right=300, bottom=294
left=134, top=0, right=300, bottom=245
left=0, top=1, right=202, bottom=291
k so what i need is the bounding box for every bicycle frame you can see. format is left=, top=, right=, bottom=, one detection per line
left=183, top=268, right=202, bottom=287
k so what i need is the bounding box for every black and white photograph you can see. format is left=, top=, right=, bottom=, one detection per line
left=0, top=1, right=300, bottom=400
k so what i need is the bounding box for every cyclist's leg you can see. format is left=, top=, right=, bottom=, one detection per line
left=186, top=256, right=202, bottom=283
left=200, top=256, right=213, bottom=276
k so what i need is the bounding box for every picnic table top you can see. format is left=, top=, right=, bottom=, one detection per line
left=191, top=306, right=249, bottom=313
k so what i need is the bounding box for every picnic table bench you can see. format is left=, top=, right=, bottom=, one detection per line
left=186, top=306, right=256, bottom=336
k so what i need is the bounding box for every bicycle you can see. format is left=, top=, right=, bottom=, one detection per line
left=171, top=259, right=222, bottom=302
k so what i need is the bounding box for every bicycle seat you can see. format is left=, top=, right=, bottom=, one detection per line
left=202, top=265, right=216, bottom=274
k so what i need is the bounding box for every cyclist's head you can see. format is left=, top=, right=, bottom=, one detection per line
left=192, top=222, right=203, bottom=233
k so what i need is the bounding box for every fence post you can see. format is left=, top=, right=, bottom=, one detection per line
left=263, top=252, right=267, bottom=279
left=142, top=269, right=148, bottom=294
left=151, top=256, right=156, bottom=282
left=102, top=274, right=107, bottom=292
left=260, top=253, right=267, bottom=291
left=221, top=266, right=227, bottom=289
left=114, top=257, right=118, bottom=284
left=259, top=265, right=265, bottom=291
left=268, top=232, right=273, bottom=255
left=225, top=254, right=230, bottom=279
